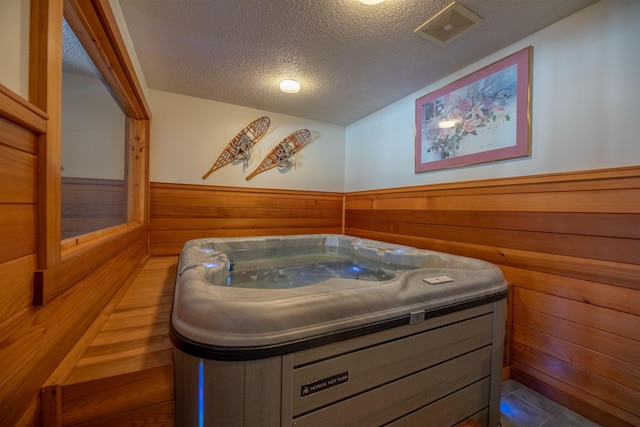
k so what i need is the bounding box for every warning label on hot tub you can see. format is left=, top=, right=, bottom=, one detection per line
left=301, top=372, right=349, bottom=398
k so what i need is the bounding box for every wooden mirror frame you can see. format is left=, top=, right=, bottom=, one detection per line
left=31, top=0, right=150, bottom=304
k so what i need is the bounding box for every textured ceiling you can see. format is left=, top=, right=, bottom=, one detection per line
left=62, top=19, right=99, bottom=77
left=117, top=0, right=599, bottom=125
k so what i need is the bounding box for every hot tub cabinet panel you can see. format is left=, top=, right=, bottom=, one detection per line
left=171, top=235, right=507, bottom=426
left=292, top=313, right=493, bottom=415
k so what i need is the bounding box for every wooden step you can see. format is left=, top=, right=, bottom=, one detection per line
left=42, top=257, right=178, bottom=427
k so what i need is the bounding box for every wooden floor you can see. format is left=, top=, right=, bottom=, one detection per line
left=43, top=256, right=178, bottom=426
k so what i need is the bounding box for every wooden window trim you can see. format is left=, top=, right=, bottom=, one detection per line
left=31, top=0, right=150, bottom=305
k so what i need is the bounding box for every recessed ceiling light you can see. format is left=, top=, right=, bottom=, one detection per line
left=359, top=0, right=384, bottom=5
left=280, top=79, right=300, bottom=93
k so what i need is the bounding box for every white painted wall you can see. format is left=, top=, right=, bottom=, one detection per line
left=149, top=89, right=346, bottom=192
left=82, top=0, right=640, bottom=193
left=3, top=1, right=638, bottom=194
left=344, top=0, right=640, bottom=192
left=61, top=72, right=126, bottom=179
left=0, top=0, right=30, bottom=98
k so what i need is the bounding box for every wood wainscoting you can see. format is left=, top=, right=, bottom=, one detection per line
left=61, top=177, right=127, bottom=240
left=344, top=166, right=640, bottom=427
left=149, top=182, right=344, bottom=255
left=0, top=97, right=148, bottom=425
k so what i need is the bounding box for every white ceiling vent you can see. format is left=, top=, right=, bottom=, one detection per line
left=414, top=1, right=483, bottom=46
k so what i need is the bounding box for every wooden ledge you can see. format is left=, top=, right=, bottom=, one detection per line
left=41, top=256, right=178, bottom=426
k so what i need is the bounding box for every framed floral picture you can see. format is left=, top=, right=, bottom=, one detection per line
left=415, top=47, right=532, bottom=173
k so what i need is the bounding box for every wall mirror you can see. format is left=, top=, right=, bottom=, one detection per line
left=61, top=17, right=128, bottom=240
left=32, top=0, right=149, bottom=304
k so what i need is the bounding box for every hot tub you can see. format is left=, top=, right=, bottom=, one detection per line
left=171, top=234, right=508, bottom=427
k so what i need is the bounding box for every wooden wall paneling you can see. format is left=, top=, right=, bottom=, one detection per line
left=512, top=322, right=640, bottom=393
left=512, top=344, right=639, bottom=426
left=150, top=184, right=344, bottom=211
left=508, top=264, right=640, bottom=422
left=0, top=0, right=151, bottom=424
left=0, top=205, right=37, bottom=264
left=0, top=232, right=147, bottom=425
left=0, top=146, right=37, bottom=203
left=346, top=188, right=640, bottom=213
left=0, top=115, right=38, bottom=150
left=0, top=67, right=48, bottom=427
left=150, top=220, right=343, bottom=243
left=499, top=265, right=640, bottom=316
left=0, top=119, right=38, bottom=264
left=345, top=216, right=639, bottom=264
left=151, top=217, right=341, bottom=231
left=356, top=187, right=640, bottom=284
left=345, top=168, right=640, bottom=204
left=512, top=305, right=640, bottom=367
left=35, top=225, right=148, bottom=305
left=149, top=183, right=344, bottom=255
left=1, top=32, right=50, bottom=424
left=513, top=287, right=640, bottom=341
left=149, top=228, right=341, bottom=256
left=0, top=86, right=48, bottom=133
left=0, top=255, right=36, bottom=325
left=342, top=228, right=640, bottom=289
left=345, top=174, right=640, bottom=213
left=345, top=210, right=640, bottom=239
left=0, top=118, right=37, bottom=202
left=343, top=166, right=640, bottom=426
left=152, top=203, right=343, bottom=219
